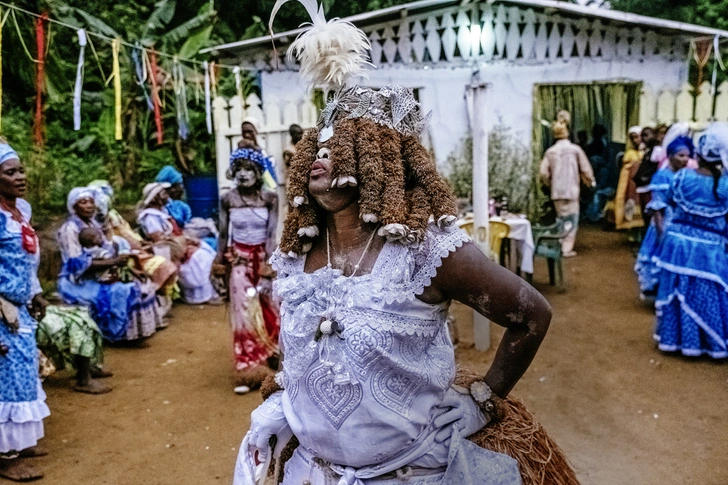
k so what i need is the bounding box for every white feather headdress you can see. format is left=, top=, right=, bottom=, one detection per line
left=269, top=0, right=371, bottom=90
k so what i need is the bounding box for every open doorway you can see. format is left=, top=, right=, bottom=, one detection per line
left=532, top=81, right=642, bottom=222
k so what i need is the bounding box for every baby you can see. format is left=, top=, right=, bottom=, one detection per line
left=79, top=228, right=146, bottom=284
left=79, top=227, right=115, bottom=260
left=79, top=227, right=120, bottom=283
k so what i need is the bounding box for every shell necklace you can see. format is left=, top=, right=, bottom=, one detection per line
left=315, top=225, right=379, bottom=384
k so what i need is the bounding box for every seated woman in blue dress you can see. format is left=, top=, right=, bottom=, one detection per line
left=57, top=188, right=163, bottom=343
left=653, top=124, right=728, bottom=358
left=155, top=166, right=191, bottom=228
left=155, top=165, right=217, bottom=250
left=634, top=135, right=693, bottom=299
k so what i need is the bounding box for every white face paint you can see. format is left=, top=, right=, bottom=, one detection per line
left=236, top=166, right=258, bottom=188
left=317, top=147, right=331, bottom=160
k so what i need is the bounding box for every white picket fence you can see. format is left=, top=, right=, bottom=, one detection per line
left=640, top=81, right=728, bottom=130
left=214, top=81, right=728, bottom=189
left=212, top=93, right=318, bottom=193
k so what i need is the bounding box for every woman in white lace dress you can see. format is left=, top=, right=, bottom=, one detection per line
left=233, top=3, right=555, bottom=484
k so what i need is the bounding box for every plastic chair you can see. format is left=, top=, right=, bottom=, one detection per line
left=532, top=214, right=578, bottom=292
left=457, top=219, right=474, bottom=237
left=488, top=221, right=510, bottom=265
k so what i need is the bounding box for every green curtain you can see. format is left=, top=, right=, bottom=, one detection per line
left=531, top=82, right=642, bottom=220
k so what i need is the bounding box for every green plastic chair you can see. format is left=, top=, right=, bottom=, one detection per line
left=532, top=214, right=578, bottom=292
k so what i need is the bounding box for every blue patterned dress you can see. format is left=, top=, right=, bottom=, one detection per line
left=0, top=199, right=50, bottom=454
left=653, top=169, right=728, bottom=358
left=57, top=215, right=162, bottom=341
left=634, top=168, right=677, bottom=294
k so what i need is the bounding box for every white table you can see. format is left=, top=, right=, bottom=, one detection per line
left=490, top=216, right=535, bottom=275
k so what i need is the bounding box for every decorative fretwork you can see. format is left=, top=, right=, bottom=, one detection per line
left=359, top=4, right=685, bottom=67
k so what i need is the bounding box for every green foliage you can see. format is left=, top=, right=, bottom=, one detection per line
left=446, top=136, right=473, bottom=200
left=607, top=0, right=728, bottom=31
left=0, top=0, right=259, bottom=215
left=446, top=123, right=535, bottom=216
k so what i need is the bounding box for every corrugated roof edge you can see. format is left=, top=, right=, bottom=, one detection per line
left=200, top=0, right=728, bottom=55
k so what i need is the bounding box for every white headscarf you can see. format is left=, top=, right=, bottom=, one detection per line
left=67, top=187, right=96, bottom=215
left=88, top=180, right=114, bottom=218
left=141, top=182, right=170, bottom=208
left=242, top=116, right=260, bottom=133
left=0, top=142, right=19, bottom=166
left=628, top=125, right=642, bottom=135
left=697, top=122, right=728, bottom=170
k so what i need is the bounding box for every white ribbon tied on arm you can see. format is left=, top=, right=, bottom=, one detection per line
left=73, top=29, right=87, bottom=131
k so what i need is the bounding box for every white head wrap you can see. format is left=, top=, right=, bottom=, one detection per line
left=628, top=125, right=642, bottom=135
left=661, top=122, right=690, bottom=153
left=88, top=181, right=114, bottom=218
left=697, top=122, right=728, bottom=170
left=141, top=182, right=170, bottom=208
left=0, top=143, right=19, bottom=166
left=67, top=187, right=96, bottom=214
left=241, top=117, right=260, bottom=133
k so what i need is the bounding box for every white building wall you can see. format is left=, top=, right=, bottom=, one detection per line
left=260, top=57, right=687, bottom=167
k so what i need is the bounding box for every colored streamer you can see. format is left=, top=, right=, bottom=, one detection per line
left=210, top=61, right=218, bottom=99
left=34, top=13, right=47, bottom=146
left=73, top=29, right=87, bottom=131
left=112, top=38, right=122, bottom=140
left=148, top=50, right=164, bottom=145
left=234, top=66, right=242, bottom=99
left=174, top=58, right=189, bottom=140
left=204, top=61, right=212, bottom=134
left=0, top=8, right=3, bottom=130
left=132, top=47, right=153, bottom=111
left=0, top=9, right=11, bottom=130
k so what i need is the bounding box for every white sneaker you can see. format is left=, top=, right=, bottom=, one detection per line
left=562, top=251, right=577, bottom=258
left=234, top=385, right=251, bottom=395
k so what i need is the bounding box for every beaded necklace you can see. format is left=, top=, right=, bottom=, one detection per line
left=315, top=225, right=379, bottom=384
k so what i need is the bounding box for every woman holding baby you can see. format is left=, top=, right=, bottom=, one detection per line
left=56, top=187, right=164, bottom=343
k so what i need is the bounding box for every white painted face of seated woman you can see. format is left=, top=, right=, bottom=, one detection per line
left=308, top=143, right=358, bottom=213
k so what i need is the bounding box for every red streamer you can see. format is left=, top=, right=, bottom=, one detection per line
left=148, top=50, right=163, bottom=145
left=34, top=13, right=48, bottom=146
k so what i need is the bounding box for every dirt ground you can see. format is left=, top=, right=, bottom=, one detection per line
left=27, top=226, right=728, bottom=485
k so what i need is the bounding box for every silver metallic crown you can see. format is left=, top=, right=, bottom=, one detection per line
left=318, top=85, right=432, bottom=138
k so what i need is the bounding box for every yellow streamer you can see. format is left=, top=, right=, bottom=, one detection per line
left=112, top=38, right=122, bottom=140
left=0, top=8, right=3, bottom=131
left=0, top=8, right=9, bottom=130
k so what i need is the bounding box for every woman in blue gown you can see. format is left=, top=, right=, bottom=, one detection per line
left=0, top=142, right=50, bottom=481
left=155, top=165, right=217, bottom=250
left=57, top=188, right=163, bottom=342
left=155, top=166, right=192, bottom=228
left=634, top=136, right=693, bottom=299
left=653, top=124, right=728, bottom=358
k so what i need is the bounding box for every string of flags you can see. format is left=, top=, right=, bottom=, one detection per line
left=0, top=1, right=247, bottom=144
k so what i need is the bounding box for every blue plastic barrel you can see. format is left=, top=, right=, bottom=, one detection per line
left=184, top=175, right=219, bottom=220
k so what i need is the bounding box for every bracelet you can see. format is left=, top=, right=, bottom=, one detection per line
left=260, top=372, right=284, bottom=400
left=469, top=381, right=505, bottom=423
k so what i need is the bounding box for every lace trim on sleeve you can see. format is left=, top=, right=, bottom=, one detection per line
left=270, top=249, right=303, bottom=278
left=383, top=225, right=471, bottom=305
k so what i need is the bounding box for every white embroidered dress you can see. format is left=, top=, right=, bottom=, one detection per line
left=234, top=225, right=521, bottom=485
